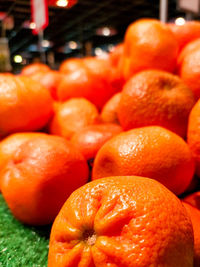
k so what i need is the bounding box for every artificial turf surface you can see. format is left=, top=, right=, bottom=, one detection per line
left=0, top=194, right=51, bottom=267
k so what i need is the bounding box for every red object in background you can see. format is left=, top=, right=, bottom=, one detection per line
left=48, top=0, right=77, bottom=8
left=31, top=0, right=49, bottom=34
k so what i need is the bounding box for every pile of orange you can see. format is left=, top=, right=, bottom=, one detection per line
left=1, top=18, right=200, bottom=266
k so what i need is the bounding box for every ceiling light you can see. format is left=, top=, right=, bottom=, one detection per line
left=108, top=44, right=114, bottom=52
left=56, top=0, right=68, bottom=7
left=42, top=40, right=51, bottom=48
left=68, top=41, right=78, bottom=50
left=175, top=17, right=186, bottom=26
left=30, top=22, right=36, bottom=29
left=95, top=47, right=104, bottom=56
left=13, top=55, right=22, bottom=63
left=102, top=27, right=111, bottom=36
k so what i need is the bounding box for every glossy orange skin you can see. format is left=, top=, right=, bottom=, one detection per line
left=71, top=124, right=122, bottom=160
left=48, top=176, right=194, bottom=267
left=1, top=134, right=89, bottom=225
left=21, top=63, right=50, bottom=76
left=168, top=21, right=200, bottom=51
left=50, top=98, right=100, bottom=139
left=92, top=126, right=195, bottom=195
left=0, top=75, right=53, bottom=137
left=123, top=19, right=178, bottom=79
left=183, top=202, right=200, bottom=267
left=58, top=57, right=121, bottom=110
left=187, top=99, right=200, bottom=177
left=109, top=43, right=124, bottom=67
left=118, top=70, right=195, bottom=137
left=30, top=70, right=64, bottom=100
left=101, top=93, right=121, bottom=124
left=59, top=57, right=83, bottom=74
left=178, top=42, right=200, bottom=99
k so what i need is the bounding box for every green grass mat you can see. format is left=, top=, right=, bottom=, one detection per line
left=0, top=194, right=51, bottom=267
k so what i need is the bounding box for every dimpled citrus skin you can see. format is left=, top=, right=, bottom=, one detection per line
left=187, top=99, right=200, bottom=176
left=118, top=70, right=195, bottom=137
left=183, top=202, right=200, bottom=267
left=48, top=176, right=194, bottom=267
left=123, top=19, right=178, bottom=79
left=0, top=74, right=53, bottom=137
left=50, top=98, right=100, bottom=140
left=1, top=134, right=89, bottom=225
left=71, top=124, right=122, bottom=160
left=101, top=93, right=121, bottom=124
left=92, top=126, right=194, bottom=195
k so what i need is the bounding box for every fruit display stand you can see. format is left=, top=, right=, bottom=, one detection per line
left=0, top=194, right=50, bottom=266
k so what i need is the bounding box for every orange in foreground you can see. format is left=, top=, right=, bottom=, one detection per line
left=118, top=70, right=195, bottom=137
left=1, top=134, right=89, bottom=225
left=187, top=99, right=200, bottom=176
left=93, top=126, right=194, bottom=195
left=48, top=176, right=194, bottom=267
left=71, top=123, right=122, bottom=161
left=0, top=74, right=53, bottom=137
left=123, top=19, right=178, bottom=79
left=50, top=98, right=100, bottom=139
left=101, top=92, right=121, bottom=124
left=21, top=62, right=50, bottom=76
left=178, top=39, right=200, bottom=99
left=168, top=21, right=200, bottom=51
left=183, top=202, right=200, bottom=267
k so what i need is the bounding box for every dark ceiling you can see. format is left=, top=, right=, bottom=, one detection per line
left=0, top=0, right=187, bottom=67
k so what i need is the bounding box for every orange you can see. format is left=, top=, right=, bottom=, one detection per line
left=101, top=92, right=121, bottom=124
left=0, top=74, right=53, bottom=137
left=118, top=70, right=195, bottom=137
left=183, top=202, right=200, bottom=267
left=71, top=123, right=122, bottom=161
left=123, top=19, right=178, bottom=79
left=59, top=57, right=83, bottom=74
left=168, top=21, right=200, bottom=51
left=0, top=134, right=89, bottom=225
left=21, top=63, right=50, bottom=76
left=30, top=70, right=64, bottom=100
left=184, top=191, right=200, bottom=211
left=0, top=132, right=45, bottom=176
left=48, top=176, right=194, bottom=267
left=178, top=40, right=200, bottom=99
left=92, top=126, right=195, bottom=195
left=109, top=43, right=124, bottom=67
left=187, top=99, right=200, bottom=176
left=50, top=98, right=100, bottom=139
left=57, top=57, right=121, bottom=110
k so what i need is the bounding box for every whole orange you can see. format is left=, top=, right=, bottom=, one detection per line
left=30, top=70, right=63, bottom=100
left=0, top=134, right=89, bottom=225
left=0, top=74, right=53, bottom=137
left=118, top=70, right=195, bottom=137
left=50, top=98, right=100, bottom=139
left=101, top=92, right=121, bottom=124
left=123, top=19, right=178, bottom=79
left=183, top=202, right=200, bottom=267
left=71, top=123, right=122, bottom=161
left=168, top=21, right=200, bottom=51
left=21, top=63, right=50, bottom=76
left=48, top=176, right=194, bottom=267
left=92, top=126, right=195, bottom=195
left=178, top=41, right=200, bottom=99
left=57, top=57, right=121, bottom=110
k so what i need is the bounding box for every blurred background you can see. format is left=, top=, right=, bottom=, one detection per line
left=0, top=0, right=199, bottom=73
